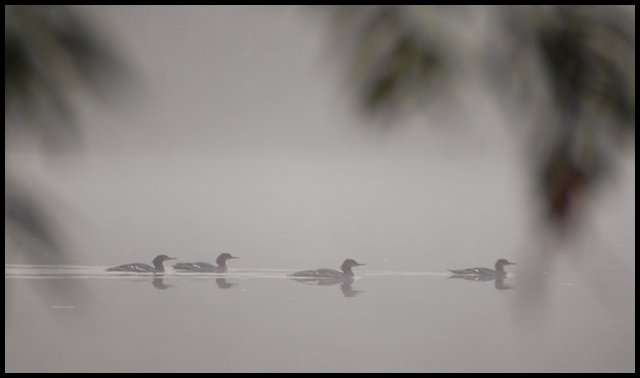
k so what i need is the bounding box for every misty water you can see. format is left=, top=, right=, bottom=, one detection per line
left=5, top=157, right=635, bottom=372
left=5, top=5, right=635, bottom=372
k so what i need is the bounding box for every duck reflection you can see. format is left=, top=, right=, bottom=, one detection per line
left=215, top=278, right=237, bottom=289
left=151, top=277, right=173, bottom=290
left=291, top=275, right=364, bottom=297
left=448, top=274, right=515, bottom=290
left=149, top=276, right=238, bottom=290
left=144, top=274, right=238, bottom=290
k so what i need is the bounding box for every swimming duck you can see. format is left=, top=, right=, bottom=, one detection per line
left=173, top=253, right=238, bottom=273
left=106, top=255, right=176, bottom=273
left=448, top=259, right=515, bottom=277
left=290, top=259, right=365, bottom=278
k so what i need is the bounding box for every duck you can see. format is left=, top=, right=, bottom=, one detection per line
left=106, top=255, right=176, bottom=273
left=448, top=259, right=515, bottom=277
left=173, top=253, right=238, bottom=273
left=290, top=259, right=365, bottom=278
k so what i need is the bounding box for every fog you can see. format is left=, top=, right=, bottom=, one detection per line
left=5, top=6, right=635, bottom=372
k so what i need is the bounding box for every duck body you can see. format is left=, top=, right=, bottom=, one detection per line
left=290, top=268, right=345, bottom=278
left=107, top=255, right=176, bottom=273
left=173, top=253, right=238, bottom=273
left=290, top=259, right=365, bottom=278
left=173, top=262, right=221, bottom=272
left=448, top=259, right=515, bottom=277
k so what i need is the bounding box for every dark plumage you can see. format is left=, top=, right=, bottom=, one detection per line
left=173, top=253, right=238, bottom=273
left=107, top=255, right=176, bottom=273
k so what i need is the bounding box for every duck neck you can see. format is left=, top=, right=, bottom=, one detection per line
left=341, top=266, right=354, bottom=276
left=216, top=258, right=227, bottom=269
left=152, top=261, right=166, bottom=272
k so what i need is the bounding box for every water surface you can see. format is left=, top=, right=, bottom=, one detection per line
left=5, top=262, right=634, bottom=372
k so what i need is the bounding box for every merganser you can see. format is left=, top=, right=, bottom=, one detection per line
left=290, top=259, right=365, bottom=278
left=106, top=255, right=176, bottom=273
left=448, top=259, right=515, bottom=277
left=173, top=253, right=238, bottom=273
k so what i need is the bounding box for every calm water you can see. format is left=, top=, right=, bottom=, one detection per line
left=5, top=157, right=635, bottom=372
left=5, top=262, right=634, bottom=373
